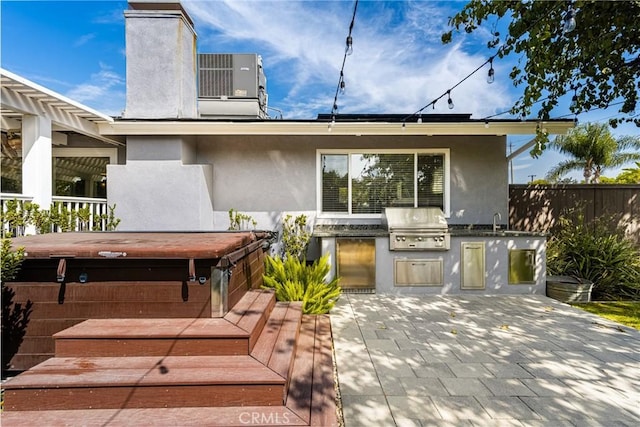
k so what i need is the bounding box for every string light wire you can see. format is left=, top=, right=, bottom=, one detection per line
left=403, top=1, right=567, bottom=124
left=330, top=0, right=359, bottom=121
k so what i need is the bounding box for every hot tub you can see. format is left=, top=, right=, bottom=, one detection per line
left=4, top=231, right=271, bottom=371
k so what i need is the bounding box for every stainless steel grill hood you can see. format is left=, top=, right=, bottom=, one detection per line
left=382, top=207, right=450, bottom=251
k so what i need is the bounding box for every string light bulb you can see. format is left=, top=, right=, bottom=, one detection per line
left=447, top=91, right=454, bottom=110
left=487, top=58, right=495, bottom=84
left=329, top=0, right=358, bottom=118
left=417, top=114, right=422, bottom=124
left=563, top=2, right=576, bottom=33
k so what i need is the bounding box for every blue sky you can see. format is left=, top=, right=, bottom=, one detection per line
left=2, top=0, right=638, bottom=183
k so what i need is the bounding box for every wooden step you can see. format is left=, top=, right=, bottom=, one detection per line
left=54, top=318, right=251, bottom=357
left=285, top=315, right=339, bottom=427
left=251, top=301, right=302, bottom=397
left=4, top=281, right=213, bottom=371
left=224, top=289, right=276, bottom=352
left=52, top=289, right=277, bottom=357
left=0, top=406, right=308, bottom=426
left=0, top=313, right=339, bottom=426
left=2, top=355, right=286, bottom=411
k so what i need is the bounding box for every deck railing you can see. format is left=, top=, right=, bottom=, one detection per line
left=1, top=194, right=110, bottom=237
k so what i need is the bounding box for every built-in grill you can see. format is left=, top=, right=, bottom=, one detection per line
left=382, top=207, right=450, bottom=251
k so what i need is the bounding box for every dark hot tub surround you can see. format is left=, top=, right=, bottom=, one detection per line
left=5, top=231, right=270, bottom=371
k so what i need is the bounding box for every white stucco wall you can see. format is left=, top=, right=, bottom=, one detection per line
left=107, top=130, right=212, bottom=231
left=124, top=9, right=197, bottom=119
left=108, top=159, right=213, bottom=231
left=196, top=134, right=508, bottom=229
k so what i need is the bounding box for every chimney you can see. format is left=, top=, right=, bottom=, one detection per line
left=124, top=1, right=197, bottom=118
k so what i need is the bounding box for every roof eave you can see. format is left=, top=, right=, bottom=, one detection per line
left=98, top=120, right=575, bottom=137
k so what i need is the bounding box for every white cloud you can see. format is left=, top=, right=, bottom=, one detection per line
left=512, top=162, right=532, bottom=171
left=65, top=63, right=125, bottom=116
left=74, top=33, right=96, bottom=47
left=184, top=0, right=514, bottom=119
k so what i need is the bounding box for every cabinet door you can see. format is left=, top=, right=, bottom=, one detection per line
left=461, top=242, right=485, bottom=289
left=394, top=259, right=443, bottom=287
left=337, top=239, right=376, bottom=289
left=509, top=249, right=536, bottom=284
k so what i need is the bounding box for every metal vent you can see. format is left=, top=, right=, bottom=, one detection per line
left=341, top=288, right=376, bottom=294
left=198, top=54, right=233, bottom=98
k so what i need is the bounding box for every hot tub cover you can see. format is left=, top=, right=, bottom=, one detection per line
left=10, top=232, right=268, bottom=260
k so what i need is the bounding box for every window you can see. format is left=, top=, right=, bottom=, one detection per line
left=1, top=131, right=22, bottom=194
left=318, top=149, right=450, bottom=217
left=53, top=148, right=117, bottom=199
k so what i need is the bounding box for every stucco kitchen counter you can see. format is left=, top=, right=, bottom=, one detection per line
left=449, top=228, right=547, bottom=238
left=313, top=225, right=547, bottom=238
left=313, top=225, right=388, bottom=238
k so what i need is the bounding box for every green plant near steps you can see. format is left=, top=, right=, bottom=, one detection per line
left=1, top=239, right=24, bottom=283
left=547, top=214, right=640, bottom=300
left=263, top=253, right=341, bottom=314
left=228, top=208, right=257, bottom=231
left=281, top=214, right=311, bottom=260
left=1, top=238, right=32, bottom=373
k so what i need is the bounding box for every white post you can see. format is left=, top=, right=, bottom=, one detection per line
left=22, top=114, right=52, bottom=210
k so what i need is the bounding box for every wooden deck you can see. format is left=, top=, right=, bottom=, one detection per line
left=1, top=289, right=339, bottom=426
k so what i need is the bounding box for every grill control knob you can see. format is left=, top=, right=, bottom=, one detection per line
left=402, top=237, right=406, bottom=241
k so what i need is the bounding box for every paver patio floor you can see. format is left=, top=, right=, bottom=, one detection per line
left=331, top=294, right=640, bottom=426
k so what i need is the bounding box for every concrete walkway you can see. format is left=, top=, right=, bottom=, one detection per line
left=331, top=294, right=640, bottom=426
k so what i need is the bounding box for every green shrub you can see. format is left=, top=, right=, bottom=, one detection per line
left=1, top=199, right=120, bottom=235
left=263, top=253, right=341, bottom=314
left=547, top=215, right=640, bottom=300
left=1, top=238, right=32, bottom=373
left=281, top=214, right=311, bottom=260
left=1, top=239, right=24, bottom=283
left=228, top=209, right=257, bottom=230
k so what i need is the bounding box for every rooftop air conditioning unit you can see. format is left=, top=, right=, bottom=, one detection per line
left=198, top=53, right=267, bottom=118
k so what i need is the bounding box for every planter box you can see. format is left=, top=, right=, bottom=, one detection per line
left=546, top=275, right=594, bottom=303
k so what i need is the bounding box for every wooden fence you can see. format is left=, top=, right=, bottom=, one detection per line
left=509, top=184, right=640, bottom=245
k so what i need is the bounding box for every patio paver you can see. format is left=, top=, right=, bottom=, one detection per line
left=331, top=294, right=640, bottom=426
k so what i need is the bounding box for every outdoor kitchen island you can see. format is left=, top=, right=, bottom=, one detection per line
left=314, top=207, right=547, bottom=295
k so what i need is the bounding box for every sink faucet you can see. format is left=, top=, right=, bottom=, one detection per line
left=493, top=212, right=502, bottom=232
